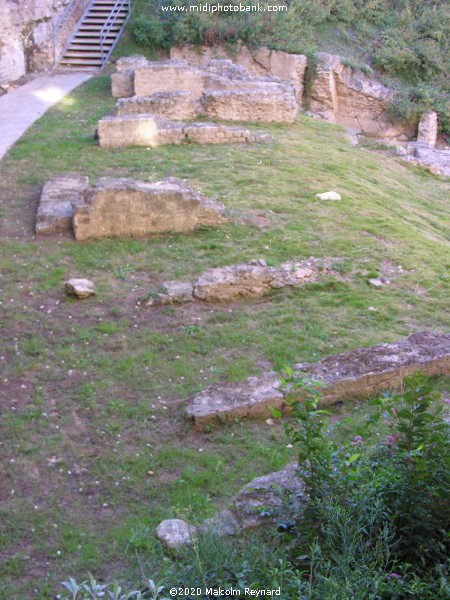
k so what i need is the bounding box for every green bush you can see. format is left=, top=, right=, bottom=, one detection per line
left=280, top=372, right=450, bottom=597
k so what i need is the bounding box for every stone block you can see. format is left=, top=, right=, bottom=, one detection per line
left=72, top=177, right=227, bottom=241
left=417, top=111, right=438, bottom=147
left=134, top=60, right=205, bottom=98
left=116, top=91, right=199, bottom=120
left=36, top=175, right=89, bottom=234
left=111, top=70, right=135, bottom=98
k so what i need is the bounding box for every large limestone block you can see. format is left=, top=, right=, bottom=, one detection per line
left=134, top=60, right=205, bottom=98
left=72, top=177, right=227, bottom=241
left=36, top=175, right=89, bottom=234
left=193, top=261, right=315, bottom=302
left=253, top=47, right=307, bottom=101
left=186, top=374, right=284, bottom=429
left=97, top=114, right=176, bottom=148
left=116, top=91, right=200, bottom=120
left=417, top=111, right=438, bottom=147
left=294, top=331, right=450, bottom=404
left=111, top=71, right=135, bottom=98
left=201, top=87, right=298, bottom=123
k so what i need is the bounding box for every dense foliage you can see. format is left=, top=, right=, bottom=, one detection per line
left=129, top=0, right=450, bottom=134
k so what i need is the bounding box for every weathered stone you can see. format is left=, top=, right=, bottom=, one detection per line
left=369, top=277, right=389, bottom=288
left=184, top=123, right=251, bottom=144
left=97, top=114, right=261, bottom=148
left=145, top=281, right=194, bottom=306
left=193, top=261, right=315, bottom=302
left=186, top=373, right=284, bottom=429
left=0, top=0, right=72, bottom=84
left=148, top=260, right=316, bottom=307
left=115, top=54, right=149, bottom=72
left=64, top=278, right=95, bottom=298
left=310, top=53, right=415, bottom=139
left=111, top=71, right=135, bottom=98
left=403, top=142, right=450, bottom=177
left=97, top=114, right=165, bottom=148
left=171, top=45, right=308, bottom=103
left=316, top=191, right=341, bottom=201
left=134, top=60, right=205, bottom=98
left=116, top=91, right=200, bottom=120
left=155, top=519, right=196, bottom=551
left=186, top=332, right=450, bottom=426
left=200, top=87, right=298, bottom=123
left=199, top=463, right=306, bottom=536
left=36, top=175, right=89, bottom=234
left=417, top=111, right=438, bottom=147
left=293, top=331, right=450, bottom=404
left=72, top=177, right=227, bottom=241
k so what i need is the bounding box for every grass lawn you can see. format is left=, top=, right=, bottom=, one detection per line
left=0, top=75, right=449, bottom=599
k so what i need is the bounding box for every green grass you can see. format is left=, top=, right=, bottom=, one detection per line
left=0, top=75, right=449, bottom=598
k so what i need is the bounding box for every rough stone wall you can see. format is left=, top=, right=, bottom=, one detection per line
left=97, top=114, right=260, bottom=148
left=170, top=44, right=307, bottom=102
left=0, top=0, right=71, bottom=84
left=310, top=52, right=416, bottom=139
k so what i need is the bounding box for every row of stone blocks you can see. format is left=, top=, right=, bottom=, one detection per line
left=186, top=331, right=450, bottom=429
left=35, top=175, right=227, bottom=240
left=97, top=114, right=271, bottom=149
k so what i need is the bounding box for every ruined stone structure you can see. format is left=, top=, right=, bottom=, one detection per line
left=186, top=332, right=450, bottom=429
left=97, top=113, right=267, bottom=148
left=170, top=46, right=419, bottom=140
left=35, top=175, right=227, bottom=240
left=0, top=0, right=71, bottom=85
left=110, top=58, right=298, bottom=124
left=309, top=53, right=415, bottom=139
left=145, top=258, right=317, bottom=306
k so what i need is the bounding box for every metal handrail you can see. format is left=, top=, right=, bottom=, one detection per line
left=52, top=0, right=91, bottom=66
left=100, top=0, right=131, bottom=65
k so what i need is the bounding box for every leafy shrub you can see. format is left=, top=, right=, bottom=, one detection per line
left=280, top=371, right=450, bottom=597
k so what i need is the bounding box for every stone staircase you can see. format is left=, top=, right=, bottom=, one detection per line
left=55, top=0, right=131, bottom=69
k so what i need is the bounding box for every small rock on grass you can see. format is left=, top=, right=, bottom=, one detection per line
left=155, top=519, right=197, bottom=552
left=316, top=191, right=342, bottom=201
left=64, top=278, right=95, bottom=298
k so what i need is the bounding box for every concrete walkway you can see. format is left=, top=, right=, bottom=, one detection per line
left=0, top=72, right=92, bottom=161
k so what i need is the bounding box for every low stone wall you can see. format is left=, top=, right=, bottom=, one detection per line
left=97, top=113, right=266, bottom=149
left=200, top=86, right=298, bottom=123
left=146, top=259, right=317, bottom=306
left=35, top=176, right=227, bottom=240
left=186, top=331, right=450, bottom=429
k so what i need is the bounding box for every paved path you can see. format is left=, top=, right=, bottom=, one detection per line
left=0, top=72, right=92, bottom=161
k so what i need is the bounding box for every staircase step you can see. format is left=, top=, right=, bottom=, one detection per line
left=60, top=58, right=103, bottom=65
left=69, top=43, right=113, bottom=50
left=64, top=51, right=104, bottom=58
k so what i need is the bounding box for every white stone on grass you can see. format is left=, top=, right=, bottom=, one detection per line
left=64, top=279, right=95, bottom=298
left=316, top=191, right=342, bottom=201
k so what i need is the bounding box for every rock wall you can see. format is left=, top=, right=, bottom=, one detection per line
left=0, top=0, right=71, bottom=85
left=170, top=45, right=418, bottom=139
